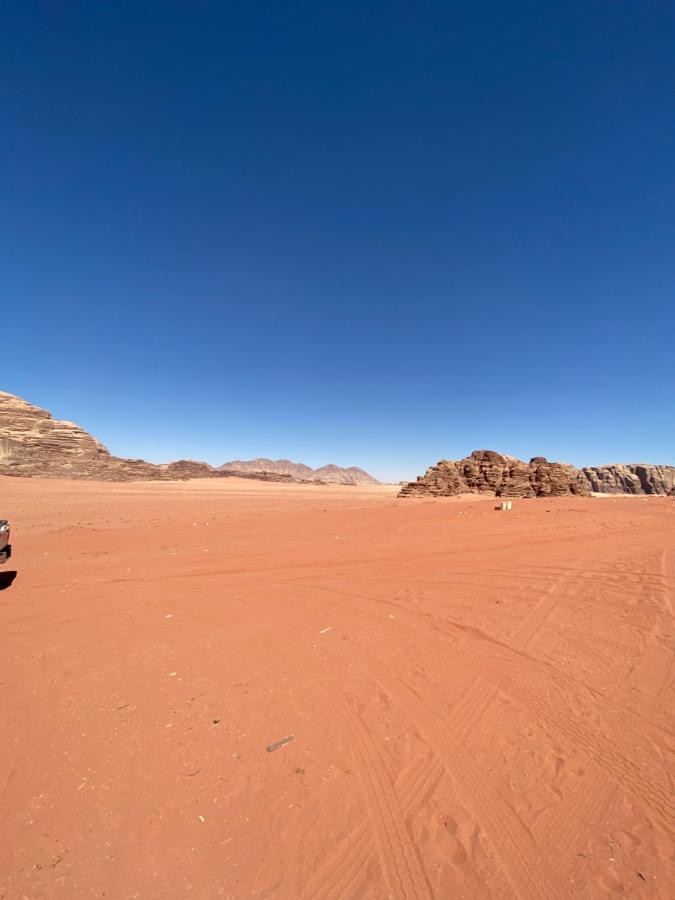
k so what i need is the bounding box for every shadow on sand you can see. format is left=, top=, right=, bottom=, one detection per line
left=0, top=570, right=17, bottom=590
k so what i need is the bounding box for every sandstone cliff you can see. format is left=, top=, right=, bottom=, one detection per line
left=400, top=451, right=675, bottom=498
left=582, top=464, right=675, bottom=496
left=0, top=392, right=110, bottom=464
left=401, top=450, right=590, bottom=498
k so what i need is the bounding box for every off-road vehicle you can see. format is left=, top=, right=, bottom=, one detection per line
left=0, top=519, right=11, bottom=564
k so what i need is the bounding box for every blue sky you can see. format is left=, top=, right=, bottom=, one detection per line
left=3, top=1, right=674, bottom=482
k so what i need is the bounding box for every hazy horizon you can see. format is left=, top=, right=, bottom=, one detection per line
left=4, top=2, right=674, bottom=482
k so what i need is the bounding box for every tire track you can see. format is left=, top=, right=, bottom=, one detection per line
left=303, top=820, right=372, bottom=900
left=289, top=574, right=672, bottom=821
left=366, top=668, right=564, bottom=900
left=452, top=677, right=496, bottom=742
left=660, top=547, right=674, bottom=620
left=305, top=757, right=445, bottom=898
left=304, top=753, right=444, bottom=898
left=319, top=679, right=432, bottom=900
left=481, top=666, right=673, bottom=826
left=410, top=622, right=674, bottom=831
left=509, top=579, right=564, bottom=649
left=398, top=757, right=443, bottom=817
left=607, top=548, right=675, bottom=711
left=449, top=565, right=581, bottom=748
left=629, top=638, right=673, bottom=699
left=302, top=576, right=675, bottom=821
left=535, top=764, right=616, bottom=878
left=280, top=550, right=673, bottom=889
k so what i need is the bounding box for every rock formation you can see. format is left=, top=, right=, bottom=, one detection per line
left=0, top=391, right=378, bottom=485
left=0, top=391, right=110, bottom=464
left=400, top=450, right=589, bottom=498
left=221, top=458, right=379, bottom=485
left=160, top=460, right=222, bottom=480
left=0, top=436, right=20, bottom=461
left=310, top=464, right=379, bottom=485
left=528, top=457, right=592, bottom=498
left=581, top=464, right=675, bottom=496
left=221, top=458, right=315, bottom=480
left=401, top=451, right=675, bottom=499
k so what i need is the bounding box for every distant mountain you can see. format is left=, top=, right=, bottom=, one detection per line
left=220, top=458, right=315, bottom=480
left=221, top=458, right=379, bottom=485
left=0, top=391, right=379, bottom=485
left=311, top=464, right=379, bottom=485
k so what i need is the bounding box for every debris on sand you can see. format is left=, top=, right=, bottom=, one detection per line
left=266, top=735, right=295, bottom=753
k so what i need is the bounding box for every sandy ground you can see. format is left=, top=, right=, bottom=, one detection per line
left=0, top=477, right=673, bottom=900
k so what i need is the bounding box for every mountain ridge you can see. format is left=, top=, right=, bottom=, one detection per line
left=0, top=392, right=379, bottom=485
left=220, top=458, right=378, bottom=485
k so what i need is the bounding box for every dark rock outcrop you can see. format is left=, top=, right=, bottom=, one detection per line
left=400, top=450, right=591, bottom=498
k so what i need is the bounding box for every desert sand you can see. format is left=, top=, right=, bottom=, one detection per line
left=0, top=476, right=673, bottom=899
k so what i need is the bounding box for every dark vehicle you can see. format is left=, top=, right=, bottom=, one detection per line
left=0, top=519, right=11, bottom=564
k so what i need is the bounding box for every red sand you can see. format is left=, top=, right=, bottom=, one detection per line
left=0, top=476, right=673, bottom=899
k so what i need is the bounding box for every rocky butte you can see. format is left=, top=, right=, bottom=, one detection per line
left=0, top=391, right=379, bottom=485
left=399, top=449, right=675, bottom=498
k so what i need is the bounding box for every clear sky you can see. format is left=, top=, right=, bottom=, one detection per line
left=3, top=1, right=674, bottom=482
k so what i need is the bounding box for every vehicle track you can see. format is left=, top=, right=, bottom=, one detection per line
left=284, top=571, right=673, bottom=817
left=318, top=679, right=432, bottom=900
left=288, top=561, right=674, bottom=852
left=535, top=763, right=616, bottom=879
left=303, top=819, right=373, bottom=900
left=660, top=548, right=674, bottom=620
left=304, top=754, right=444, bottom=899
left=365, top=667, right=564, bottom=900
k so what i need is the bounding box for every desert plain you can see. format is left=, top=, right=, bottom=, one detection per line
left=0, top=476, right=673, bottom=899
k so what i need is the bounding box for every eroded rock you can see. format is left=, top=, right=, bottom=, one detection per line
left=401, top=450, right=588, bottom=498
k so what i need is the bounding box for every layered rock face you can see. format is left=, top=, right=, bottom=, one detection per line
left=582, top=464, right=675, bottom=496
left=0, top=392, right=378, bottom=484
left=400, top=450, right=590, bottom=498
left=0, top=392, right=110, bottom=464
left=0, top=436, right=20, bottom=461
left=400, top=451, right=675, bottom=498
left=0, top=391, right=132, bottom=479
left=528, top=457, right=593, bottom=498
